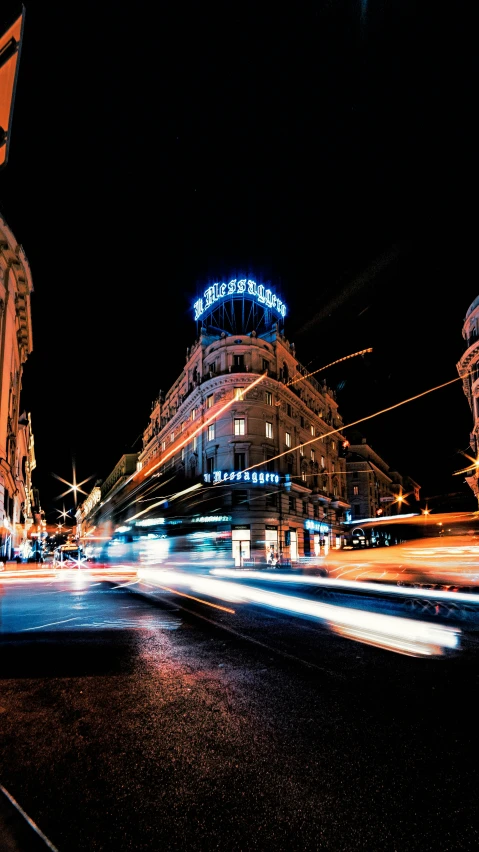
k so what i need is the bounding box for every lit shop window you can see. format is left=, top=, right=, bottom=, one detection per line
left=208, top=424, right=215, bottom=441
left=265, top=422, right=273, bottom=439
left=234, top=418, right=245, bottom=436
left=285, top=432, right=291, bottom=448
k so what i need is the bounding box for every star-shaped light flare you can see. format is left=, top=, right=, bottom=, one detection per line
left=453, top=450, right=479, bottom=476
left=52, top=465, right=95, bottom=506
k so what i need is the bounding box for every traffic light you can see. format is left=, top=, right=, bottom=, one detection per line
left=0, top=5, right=25, bottom=170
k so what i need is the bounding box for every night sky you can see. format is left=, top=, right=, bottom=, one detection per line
left=0, top=1, right=476, bottom=522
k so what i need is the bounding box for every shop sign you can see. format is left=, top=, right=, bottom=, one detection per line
left=204, top=470, right=280, bottom=485
left=304, top=519, right=329, bottom=534
left=191, top=515, right=232, bottom=523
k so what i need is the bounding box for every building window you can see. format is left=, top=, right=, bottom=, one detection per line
left=353, top=471, right=359, bottom=480
left=208, top=424, right=215, bottom=441
left=311, top=449, right=315, bottom=462
left=302, top=501, right=308, bottom=515
left=161, top=441, right=166, bottom=452
left=262, top=358, right=269, bottom=372
left=301, top=470, right=307, bottom=482
left=265, top=391, right=273, bottom=406
left=286, top=404, right=292, bottom=417
left=288, top=495, right=295, bottom=513
left=193, top=435, right=198, bottom=451
left=332, top=440, right=336, bottom=451
left=321, top=455, right=325, bottom=469
left=170, top=432, right=175, bottom=443
left=181, top=421, right=186, bottom=432
left=191, top=407, right=197, bottom=420
left=206, top=394, right=214, bottom=408
left=313, top=504, right=319, bottom=519
left=265, top=422, right=273, bottom=439
left=181, top=447, right=186, bottom=461
left=354, top=504, right=361, bottom=518
left=285, top=431, right=291, bottom=447
left=353, top=485, right=359, bottom=496
left=265, top=455, right=275, bottom=472
left=206, top=457, right=214, bottom=475
left=234, top=452, right=245, bottom=470
left=210, top=361, right=216, bottom=373
left=234, top=387, right=243, bottom=400
left=233, top=354, right=244, bottom=368
left=299, top=444, right=304, bottom=456
left=266, top=492, right=277, bottom=509
left=234, top=418, right=245, bottom=436
left=232, top=489, right=248, bottom=508
left=300, top=416, right=305, bottom=428
left=310, top=424, right=315, bottom=436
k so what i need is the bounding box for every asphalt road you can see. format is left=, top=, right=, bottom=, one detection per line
left=1, top=575, right=478, bottom=851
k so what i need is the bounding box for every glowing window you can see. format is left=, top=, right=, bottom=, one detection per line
left=353, top=485, right=359, bottom=496
left=265, top=422, right=273, bottom=439
left=191, top=408, right=197, bottom=420
left=208, top=424, right=215, bottom=441
left=234, top=387, right=243, bottom=400
left=170, top=432, right=175, bottom=443
left=285, top=431, right=291, bottom=447
left=161, top=441, right=166, bottom=452
left=234, top=418, right=245, bottom=436
left=310, top=424, right=315, bottom=436
left=299, top=444, right=304, bottom=456
left=206, top=394, right=214, bottom=408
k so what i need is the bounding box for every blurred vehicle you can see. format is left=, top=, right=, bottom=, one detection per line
left=53, top=543, right=86, bottom=569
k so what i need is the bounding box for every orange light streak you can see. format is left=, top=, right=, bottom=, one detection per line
left=137, top=370, right=268, bottom=481
left=142, top=581, right=236, bottom=614
left=287, top=347, right=373, bottom=387
left=244, top=375, right=464, bottom=472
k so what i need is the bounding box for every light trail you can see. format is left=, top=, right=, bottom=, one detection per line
left=139, top=579, right=236, bottom=614
left=244, top=375, right=464, bottom=472
left=286, top=347, right=373, bottom=387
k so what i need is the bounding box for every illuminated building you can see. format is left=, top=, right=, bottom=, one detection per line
left=133, top=277, right=350, bottom=565
left=0, top=215, right=35, bottom=560
left=343, top=432, right=421, bottom=545
left=457, top=296, right=479, bottom=504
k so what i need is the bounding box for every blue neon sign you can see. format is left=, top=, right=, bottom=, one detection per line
left=204, top=470, right=281, bottom=485
left=194, top=279, right=287, bottom=322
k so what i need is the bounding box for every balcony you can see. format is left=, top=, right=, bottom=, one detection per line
left=457, top=337, right=479, bottom=375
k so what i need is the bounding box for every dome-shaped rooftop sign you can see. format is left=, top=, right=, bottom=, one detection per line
left=194, top=278, right=287, bottom=324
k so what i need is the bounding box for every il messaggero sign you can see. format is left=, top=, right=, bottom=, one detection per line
left=194, top=279, right=287, bottom=321
left=204, top=470, right=281, bottom=485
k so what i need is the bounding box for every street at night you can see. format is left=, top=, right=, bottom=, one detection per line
left=1, top=567, right=479, bottom=851
left=1, top=2, right=478, bottom=849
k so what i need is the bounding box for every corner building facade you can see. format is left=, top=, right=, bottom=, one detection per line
left=136, top=280, right=350, bottom=565
left=457, top=295, right=479, bottom=504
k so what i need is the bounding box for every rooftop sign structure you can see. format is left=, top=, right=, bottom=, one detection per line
left=193, top=278, right=287, bottom=334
